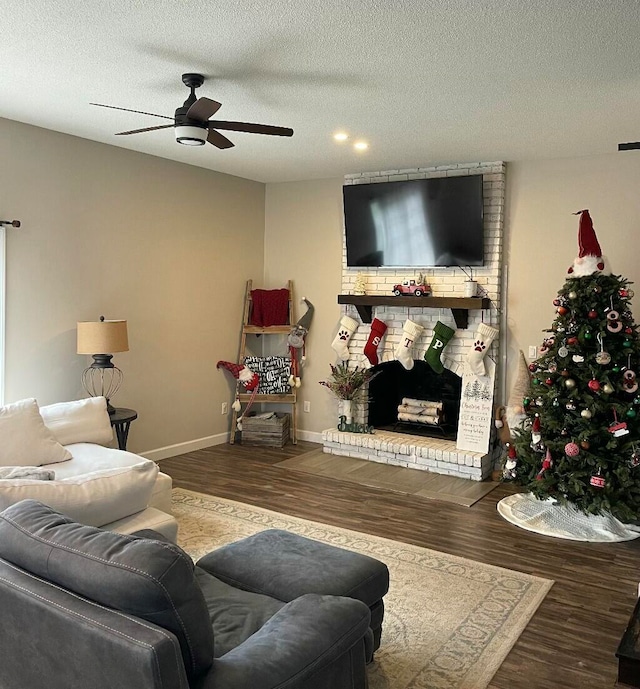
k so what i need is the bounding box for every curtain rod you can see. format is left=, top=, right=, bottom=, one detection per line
left=0, top=220, right=20, bottom=228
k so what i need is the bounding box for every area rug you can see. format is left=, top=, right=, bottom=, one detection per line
left=275, top=448, right=498, bottom=507
left=173, top=488, right=553, bottom=689
left=498, top=492, right=640, bottom=542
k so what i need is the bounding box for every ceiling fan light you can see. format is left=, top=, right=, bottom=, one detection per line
left=175, top=126, right=207, bottom=146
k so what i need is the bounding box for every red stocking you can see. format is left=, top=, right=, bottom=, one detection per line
left=364, top=318, right=387, bottom=366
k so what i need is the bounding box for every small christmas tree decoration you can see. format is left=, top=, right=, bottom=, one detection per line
left=581, top=409, right=593, bottom=419
left=353, top=272, right=367, bottom=296
left=588, top=378, right=601, bottom=391
left=588, top=309, right=598, bottom=319
left=580, top=440, right=590, bottom=449
left=565, top=378, right=576, bottom=389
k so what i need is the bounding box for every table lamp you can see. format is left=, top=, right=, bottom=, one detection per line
left=77, top=316, right=129, bottom=414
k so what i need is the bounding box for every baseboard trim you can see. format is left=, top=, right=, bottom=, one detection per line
left=142, top=429, right=322, bottom=461
left=141, top=433, right=230, bottom=462
left=296, top=429, right=323, bottom=444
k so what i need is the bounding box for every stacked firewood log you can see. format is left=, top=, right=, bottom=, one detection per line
left=396, top=398, right=443, bottom=426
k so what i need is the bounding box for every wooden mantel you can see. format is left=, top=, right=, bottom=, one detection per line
left=337, top=294, right=491, bottom=330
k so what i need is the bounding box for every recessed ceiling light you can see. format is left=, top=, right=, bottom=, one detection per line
left=334, top=132, right=349, bottom=142
left=354, top=141, right=369, bottom=151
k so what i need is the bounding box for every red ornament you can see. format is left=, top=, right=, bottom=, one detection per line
left=588, top=379, right=601, bottom=392
left=528, top=363, right=538, bottom=372
left=620, top=289, right=629, bottom=297
left=564, top=442, right=580, bottom=457
left=553, top=298, right=561, bottom=307
left=590, top=472, right=606, bottom=488
left=545, top=377, right=553, bottom=385
left=567, top=336, right=578, bottom=346
left=626, top=327, right=633, bottom=335
left=557, top=306, right=569, bottom=316
left=588, top=310, right=598, bottom=319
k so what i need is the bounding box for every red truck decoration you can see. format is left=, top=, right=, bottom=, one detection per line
left=392, top=280, right=431, bottom=297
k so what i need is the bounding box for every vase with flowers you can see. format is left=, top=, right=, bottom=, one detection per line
left=319, top=362, right=377, bottom=426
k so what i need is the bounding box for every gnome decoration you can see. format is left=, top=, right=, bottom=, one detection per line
left=216, top=360, right=260, bottom=430
left=287, top=297, right=314, bottom=388
left=505, top=350, right=532, bottom=433
left=530, top=415, right=544, bottom=452
left=567, top=210, right=610, bottom=277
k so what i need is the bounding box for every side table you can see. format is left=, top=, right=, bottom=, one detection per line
left=110, top=407, right=138, bottom=451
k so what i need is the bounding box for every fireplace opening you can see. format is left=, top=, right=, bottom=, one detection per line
left=368, top=360, right=462, bottom=440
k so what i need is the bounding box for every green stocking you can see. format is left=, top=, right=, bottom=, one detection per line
left=424, top=321, right=455, bottom=373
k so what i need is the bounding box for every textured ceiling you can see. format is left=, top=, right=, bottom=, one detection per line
left=2, top=0, right=640, bottom=183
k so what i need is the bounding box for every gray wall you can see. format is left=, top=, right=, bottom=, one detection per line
left=0, top=118, right=265, bottom=454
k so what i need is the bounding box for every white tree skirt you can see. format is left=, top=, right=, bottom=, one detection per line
left=497, top=492, right=640, bottom=542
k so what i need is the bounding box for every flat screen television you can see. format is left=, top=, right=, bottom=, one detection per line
left=343, top=174, right=484, bottom=267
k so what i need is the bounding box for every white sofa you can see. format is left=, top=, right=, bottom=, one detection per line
left=0, top=397, right=177, bottom=540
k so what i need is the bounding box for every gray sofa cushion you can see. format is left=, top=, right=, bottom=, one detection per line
left=194, top=566, right=286, bottom=658
left=0, top=500, right=213, bottom=680
left=198, top=528, right=390, bottom=607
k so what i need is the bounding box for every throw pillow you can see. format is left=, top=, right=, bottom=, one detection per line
left=39, top=397, right=113, bottom=446
left=0, top=466, right=55, bottom=480
left=0, top=398, right=71, bottom=467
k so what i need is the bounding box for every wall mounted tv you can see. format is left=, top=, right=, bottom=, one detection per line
left=343, top=174, right=484, bottom=268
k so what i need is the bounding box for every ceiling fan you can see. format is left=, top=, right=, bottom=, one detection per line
left=91, top=73, right=293, bottom=149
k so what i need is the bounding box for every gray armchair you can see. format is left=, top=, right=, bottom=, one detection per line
left=0, top=500, right=371, bottom=689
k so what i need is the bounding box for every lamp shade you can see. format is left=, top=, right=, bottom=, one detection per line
left=77, top=319, right=129, bottom=355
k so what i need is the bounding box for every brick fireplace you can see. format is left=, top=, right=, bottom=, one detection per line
left=321, top=161, right=504, bottom=481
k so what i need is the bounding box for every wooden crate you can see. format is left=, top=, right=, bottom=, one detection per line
left=242, top=412, right=290, bottom=447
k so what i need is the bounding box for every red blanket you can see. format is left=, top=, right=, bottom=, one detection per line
left=250, top=288, right=290, bottom=326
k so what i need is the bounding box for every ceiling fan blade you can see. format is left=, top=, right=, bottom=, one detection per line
left=115, top=124, right=175, bottom=136
left=207, top=120, right=294, bottom=137
left=619, top=142, right=640, bottom=151
left=207, top=129, right=235, bottom=149
left=90, top=103, right=174, bottom=120
left=187, top=97, right=222, bottom=122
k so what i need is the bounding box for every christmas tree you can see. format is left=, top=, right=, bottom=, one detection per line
left=512, top=210, right=640, bottom=523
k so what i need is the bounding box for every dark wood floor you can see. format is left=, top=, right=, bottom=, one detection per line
left=160, top=440, right=640, bottom=689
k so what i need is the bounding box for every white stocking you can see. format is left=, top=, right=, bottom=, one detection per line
left=467, top=323, right=499, bottom=376
left=394, top=319, right=424, bottom=370
left=332, top=315, right=359, bottom=361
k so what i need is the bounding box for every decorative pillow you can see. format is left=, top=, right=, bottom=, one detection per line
left=39, top=397, right=113, bottom=446
left=0, top=398, right=71, bottom=467
left=0, top=466, right=55, bottom=480
left=0, top=500, right=214, bottom=681
left=243, top=356, right=292, bottom=394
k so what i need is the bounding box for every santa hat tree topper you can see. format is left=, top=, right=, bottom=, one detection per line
left=567, top=210, right=610, bottom=277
